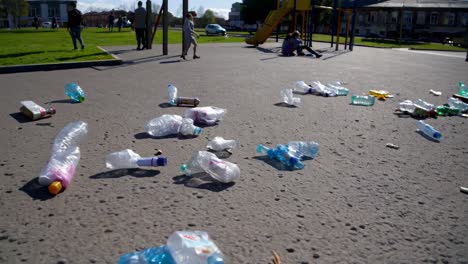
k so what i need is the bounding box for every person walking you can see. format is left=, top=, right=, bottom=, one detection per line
left=34, top=16, right=39, bottom=30
left=117, top=16, right=122, bottom=32
left=181, top=13, right=200, bottom=60
left=134, top=1, right=146, bottom=50
left=67, top=2, right=84, bottom=50
left=108, top=11, right=115, bottom=32
left=52, top=16, right=57, bottom=30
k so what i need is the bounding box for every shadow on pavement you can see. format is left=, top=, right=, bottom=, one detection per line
left=274, top=102, right=298, bottom=108
left=89, top=168, right=160, bottom=179
left=19, top=178, right=55, bottom=201
left=172, top=174, right=235, bottom=192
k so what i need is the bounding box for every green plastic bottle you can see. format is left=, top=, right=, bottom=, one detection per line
left=458, top=82, right=467, bottom=96
left=436, top=105, right=460, bottom=116
left=350, top=95, right=375, bottom=106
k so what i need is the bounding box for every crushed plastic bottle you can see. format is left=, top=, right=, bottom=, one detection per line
left=293, top=81, right=313, bottom=94
left=284, top=141, right=320, bottom=159
left=256, top=144, right=304, bottom=170
left=146, top=114, right=202, bottom=137
left=310, top=81, right=337, bottom=97
left=206, top=137, right=238, bottom=151
left=38, top=121, right=88, bottom=194
left=65, top=83, right=86, bottom=103
left=168, top=84, right=178, bottom=105
left=184, top=107, right=226, bottom=125
left=118, top=231, right=224, bottom=264
left=417, top=120, right=442, bottom=141
left=174, top=97, right=201, bottom=107
left=448, top=97, right=468, bottom=112
left=350, top=95, right=375, bottom=106
left=105, top=149, right=167, bottom=169
left=399, top=100, right=416, bottom=113
left=20, top=100, right=56, bottom=120
left=436, top=105, right=460, bottom=116
left=327, top=83, right=349, bottom=96
left=414, top=99, right=435, bottom=111
left=280, top=89, right=301, bottom=106
left=180, top=151, right=240, bottom=183
left=458, top=81, right=467, bottom=96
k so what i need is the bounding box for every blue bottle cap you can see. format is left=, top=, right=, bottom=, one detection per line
left=433, top=132, right=442, bottom=140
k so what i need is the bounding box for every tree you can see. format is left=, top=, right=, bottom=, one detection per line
left=0, top=0, right=29, bottom=28
left=241, top=0, right=276, bottom=25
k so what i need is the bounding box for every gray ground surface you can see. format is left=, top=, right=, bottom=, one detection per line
left=0, top=42, right=467, bottom=264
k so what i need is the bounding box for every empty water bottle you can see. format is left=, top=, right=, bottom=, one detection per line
left=105, top=149, right=167, bottom=169
left=311, top=81, right=337, bottom=97
left=207, top=137, right=238, bottom=151
left=285, top=141, right=320, bottom=158
left=168, top=84, right=178, bottom=105
left=118, top=231, right=224, bottom=264
left=293, top=81, right=312, bottom=94
left=417, top=120, right=442, bottom=141
left=145, top=114, right=202, bottom=137
left=399, top=100, right=416, bottom=113
left=436, top=105, right=460, bottom=116
left=65, top=83, right=86, bottom=102
left=256, top=144, right=304, bottom=170
left=38, top=121, right=88, bottom=194
left=350, top=95, right=375, bottom=106
left=458, top=81, right=467, bottom=96
left=184, top=107, right=226, bottom=125
left=448, top=97, right=468, bottom=112
left=414, top=99, right=434, bottom=111
left=280, top=89, right=301, bottom=106
left=174, top=97, right=201, bottom=107
left=327, top=83, right=349, bottom=96
left=180, top=151, right=240, bottom=183
left=118, top=245, right=176, bottom=264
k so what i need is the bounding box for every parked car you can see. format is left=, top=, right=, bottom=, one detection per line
left=205, top=24, right=226, bottom=36
left=41, top=21, right=52, bottom=28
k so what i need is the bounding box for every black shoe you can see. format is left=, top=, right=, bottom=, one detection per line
left=298, top=52, right=306, bottom=56
left=316, top=54, right=322, bottom=58
left=180, top=55, right=186, bottom=60
left=193, top=55, right=200, bottom=59
left=137, top=47, right=141, bottom=50
left=81, top=46, right=85, bottom=50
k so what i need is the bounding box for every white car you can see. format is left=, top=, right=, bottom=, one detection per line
left=205, top=24, right=226, bottom=36
left=41, top=21, right=52, bottom=28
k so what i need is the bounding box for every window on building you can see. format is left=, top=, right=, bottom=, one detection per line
left=404, top=12, right=412, bottom=25
left=444, top=13, right=455, bottom=25
left=391, top=11, right=398, bottom=23
left=29, top=7, right=37, bottom=17
left=464, top=13, right=468, bottom=26
left=48, top=7, right=57, bottom=17
left=367, top=11, right=376, bottom=23
left=430, top=12, right=438, bottom=25
left=416, top=11, right=425, bottom=25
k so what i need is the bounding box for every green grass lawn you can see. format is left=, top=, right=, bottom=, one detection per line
left=0, top=27, right=246, bottom=66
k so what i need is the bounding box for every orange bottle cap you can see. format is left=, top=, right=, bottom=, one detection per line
left=48, top=181, right=63, bottom=195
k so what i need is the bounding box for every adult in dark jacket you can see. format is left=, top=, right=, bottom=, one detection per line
left=67, top=2, right=84, bottom=50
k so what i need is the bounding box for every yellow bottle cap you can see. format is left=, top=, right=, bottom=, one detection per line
left=48, top=181, right=63, bottom=195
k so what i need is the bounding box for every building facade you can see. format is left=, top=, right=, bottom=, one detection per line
left=228, top=2, right=243, bottom=29
left=349, top=0, right=468, bottom=42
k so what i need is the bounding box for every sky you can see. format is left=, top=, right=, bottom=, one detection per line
left=77, top=0, right=239, bottom=19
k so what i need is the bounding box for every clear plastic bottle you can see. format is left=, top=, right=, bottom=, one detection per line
left=448, top=97, right=468, bottom=112
left=458, top=81, right=467, bottom=96
left=414, top=99, right=434, bottom=111
left=256, top=144, right=304, bottom=170
left=417, top=120, right=442, bottom=141
left=167, top=231, right=225, bottom=264
left=286, top=141, right=320, bottom=158
left=38, top=121, right=88, bottom=194
left=399, top=100, right=416, bottom=113
left=350, top=95, right=375, bottom=106
left=118, top=245, right=176, bottom=264
left=145, top=114, right=202, bottom=137
left=65, top=83, right=86, bottom=103
left=280, top=89, right=301, bottom=106
left=311, top=81, right=337, bottom=97
left=184, top=107, right=226, bottom=125
left=105, top=149, right=167, bottom=169
left=206, top=137, right=238, bottom=151
left=180, top=151, right=240, bottom=183
left=327, top=83, right=349, bottom=96
left=293, top=81, right=312, bottom=94
left=168, top=84, right=178, bottom=106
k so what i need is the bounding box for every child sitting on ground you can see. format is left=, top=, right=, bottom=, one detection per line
left=282, top=31, right=322, bottom=58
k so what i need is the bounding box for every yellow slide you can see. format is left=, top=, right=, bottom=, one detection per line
left=245, top=4, right=292, bottom=46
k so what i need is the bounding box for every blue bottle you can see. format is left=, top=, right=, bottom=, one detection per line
left=65, top=83, right=86, bottom=102
left=256, top=144, right=304, bottom=170
left=118, top=245, right=176, bottom=264
left=417, top=120, right=442, bottom=141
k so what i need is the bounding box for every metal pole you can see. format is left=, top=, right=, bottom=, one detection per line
left=335, top=9, right=342, bottom=51
left=309, top=0, right=315, bottom=46
left=145, top=0, right=152, bottom=49
left=292, top=0, right=297, bottom=30
left=182, top=0, right=188, bottom=54
left=331, top=0, right=337, bottom=47
left=344, top=11, right=350, bottom=50
left=163, top=0, right=168, bottom=55
left=349, top=0, right=357, bottom=51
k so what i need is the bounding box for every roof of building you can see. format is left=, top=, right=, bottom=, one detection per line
left=341, top=0, right=468, bottom=8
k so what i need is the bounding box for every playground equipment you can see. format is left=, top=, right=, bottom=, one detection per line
left=245, top=0, right=357, bottom=51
